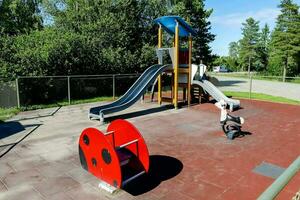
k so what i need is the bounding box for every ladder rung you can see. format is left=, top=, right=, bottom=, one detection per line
left=104, top=131, right=114, bottom=135
left=120, top=159, right=130, bottom=166
left=116, top=149, right=133, bottom=166
left=116, top=139, right=138, bottom=150
left=122, top=171, right=145, bottom=186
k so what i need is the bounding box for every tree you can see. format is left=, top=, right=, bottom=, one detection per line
left=257, top=24, right=270, bottom=71
left=268, top=0, right=300, bottom=79
left=44, top=0, right=145, bottom=73
left=229, top=41, right=239, bottom=59
left=239, top=17, right=260, bottom=73
left=0, top=0, right=43, bottom=36
left=171, top=0, right=215, bottom=64
left=228, top=42, right=241, bottom=71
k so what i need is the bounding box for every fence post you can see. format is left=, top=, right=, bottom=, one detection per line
left=113, top=75, right=115, bottom=100
left=249, top=75, right=253, bottom=99
left=67, top=76, right=71, bottom=105
left=16, top=77, right=20, bottom=108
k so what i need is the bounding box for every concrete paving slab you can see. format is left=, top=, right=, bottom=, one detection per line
left=33, top=176, right=80, bottom=197
left=45, top=192, right=73, bottom=200
left=0, top=185, right=44, bottom=200
left=3, top=168, right=45, bottom=188
left=65, top=182, right=111, bottom=200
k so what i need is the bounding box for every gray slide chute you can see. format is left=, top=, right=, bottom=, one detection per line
left=89, top=64, right=170, bottom=122
left=192, top=79, right=240, bottom=111
left=191, top=64, right=240, bottom=111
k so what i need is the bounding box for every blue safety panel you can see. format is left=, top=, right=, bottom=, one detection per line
left=252, top=162, right=286, bottom=179
left=154, top=16, right=197, bottom=37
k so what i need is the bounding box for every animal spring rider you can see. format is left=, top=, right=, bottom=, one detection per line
left=215, top=99, right=245, bottom=140
left=78, top=119, right=149, bottom=191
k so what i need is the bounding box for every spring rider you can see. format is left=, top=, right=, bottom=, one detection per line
left=215, top=99, right=245, bottom=139
left=78, top=119, right=149, bottom=192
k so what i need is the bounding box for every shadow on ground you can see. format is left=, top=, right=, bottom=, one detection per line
left=0, top=122, right=41, bottom=158
left=0, top=121, right=40, bottom=140
left=123, top=155, right=183, bottom=196
left=105, top=105, right=174, bottom=122
left=234, top=131, right=252, bottom=139
left=218, top=80, right=246, bottom=87
left=11, top=106, right=61, bottom=121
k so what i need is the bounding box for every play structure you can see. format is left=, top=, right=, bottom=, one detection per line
left=80, top=16, right=244, bottom=192
left=78, top=119, right=149, bottom=190
left=88, top=16, right=240, bottom=122
left=215, top=99, right=244, bottom=139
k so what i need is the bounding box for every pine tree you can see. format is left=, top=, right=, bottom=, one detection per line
left=269, top=0, right=300, bottom=78
left=257, top=24, right=270, bottom=71
left=228, top=41, right=241, bottom=71
left=229, top=41, right=239, bottom=59
left=239, top=17, right=260, bottom=73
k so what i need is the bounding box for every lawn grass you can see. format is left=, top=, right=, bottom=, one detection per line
left=224, top=91, right=300, bottom=105
left=20, top=96, right=114, bottom=111
left=0, top=96, right=113, bottom=122
left=0, top=107, right=20, bottom=122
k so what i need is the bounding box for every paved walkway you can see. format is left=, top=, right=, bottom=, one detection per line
left=214, top=75, right=300, bottom=101
left=0, top=100, right=299, bottom=199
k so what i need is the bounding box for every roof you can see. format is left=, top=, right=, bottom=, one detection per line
left=154, top=16, right=197, bottom=37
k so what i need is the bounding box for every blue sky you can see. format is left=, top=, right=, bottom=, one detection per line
left=205, top=0, right=300, bottom=56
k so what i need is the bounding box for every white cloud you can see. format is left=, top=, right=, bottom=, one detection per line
left=210, top=8, right=280, bottom=28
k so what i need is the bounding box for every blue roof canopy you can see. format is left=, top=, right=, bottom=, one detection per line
left=154, top=16, right=197, bottom=37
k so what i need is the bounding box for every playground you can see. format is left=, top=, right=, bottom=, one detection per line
left=0, top=16, right=299, bottom=200
left=0, top=98, right=299, bottom=199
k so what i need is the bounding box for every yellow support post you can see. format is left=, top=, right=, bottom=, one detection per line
left=188, top=35, right=192, bottom=107
left=174, top=21, right=179, bottom=109
left=158, top=25, right=162, bottom=105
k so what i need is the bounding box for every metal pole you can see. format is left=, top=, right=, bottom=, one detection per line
left=158, top=24, right=162, bottom=105
left=113, top=75, right=115, bottom=100
left=248, top=56, right=251, bottom=77
left=174, top=20, right=179, bottom=109
left=16, top=77, right=20, bottom=108
left=249, top=75, right=253, bottom=99
left=67, top=76, right=71, bottom=105
left=188, top=34, right=192, bottom=107
left=258, top=156, right=300, bottom=200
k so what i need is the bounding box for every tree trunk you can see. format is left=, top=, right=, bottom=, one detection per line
left=283, top=55, right=288, bottom=82
left=282, top=66, right=286, bottom=82
left=248, top=57, right=251, bottom=77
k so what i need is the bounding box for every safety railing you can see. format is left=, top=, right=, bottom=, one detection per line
left=258, top=156, right=300, bottom=200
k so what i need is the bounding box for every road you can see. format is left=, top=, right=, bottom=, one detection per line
left=214, top=75, right=300, bottom=101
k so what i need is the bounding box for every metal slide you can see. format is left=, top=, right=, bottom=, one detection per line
left=89, top=64, right=169, bottom=122
left=192, top=79, right=240, bottom=111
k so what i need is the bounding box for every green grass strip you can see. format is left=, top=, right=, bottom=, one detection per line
left=0, top=107, right=20, bottom=122
left=0, top=96, right=114, bottom=122
left=224, top=91, right=300, bottom=105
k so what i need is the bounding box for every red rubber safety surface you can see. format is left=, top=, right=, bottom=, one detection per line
left=78, top=119, right=149, bottom=188
left=129, top=99, right=300, bottom=199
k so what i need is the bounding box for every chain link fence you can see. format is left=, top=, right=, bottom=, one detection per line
left=0, top=74, right=140, bottom=108
left=1, top=72, right=300, bottom=108
left=0, top=79, right=18, bottom=108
